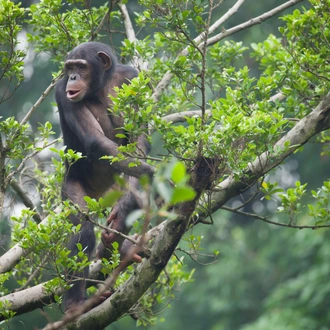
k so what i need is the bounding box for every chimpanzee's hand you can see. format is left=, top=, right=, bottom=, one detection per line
left=101, top=204, right=125, bottom=245
left=97, top=204, right=142, bottom=263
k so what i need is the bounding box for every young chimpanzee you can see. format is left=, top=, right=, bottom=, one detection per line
left=55, top=42, right=153, bottom=311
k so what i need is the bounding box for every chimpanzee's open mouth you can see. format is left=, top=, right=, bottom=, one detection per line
left=66, top=89, right=82, bottom=100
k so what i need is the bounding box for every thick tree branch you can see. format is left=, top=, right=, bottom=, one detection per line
left=60, top=223, right=187, bottom=329
left=0, top=259, right=104, bottom=320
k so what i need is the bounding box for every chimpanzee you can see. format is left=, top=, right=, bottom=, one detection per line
left=55, top=42, right=153, bottom=311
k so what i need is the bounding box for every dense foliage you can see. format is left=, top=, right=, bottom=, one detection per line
left=1, top=0, right=330, bottom=329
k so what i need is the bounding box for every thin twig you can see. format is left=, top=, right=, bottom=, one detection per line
left=10, top=179, right=42, bottom=223
left=89, top=218, right=139, bottom=246
left=5, top=139, right=60, bottom=186
left=13, top=252, right=51, bottom=292
left=176, top=247, right=218, bottom=265
left=232, top=189, right=262, bottom=211
left=194, top=0, right=246, bottom=46
left=221, top=205, right=330, bottom=229
left=90, top=1, right=114, bottom=41
left=20, top=77, right=60, bottom=127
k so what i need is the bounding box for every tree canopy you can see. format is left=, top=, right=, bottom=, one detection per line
left=1, top=0, right=330, bottom=329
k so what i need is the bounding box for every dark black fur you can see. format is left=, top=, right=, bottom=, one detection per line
left=55, top=42, right=149, bottom=311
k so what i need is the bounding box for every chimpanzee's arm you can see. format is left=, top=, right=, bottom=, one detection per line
left=62, top=105, right=154, bottom=178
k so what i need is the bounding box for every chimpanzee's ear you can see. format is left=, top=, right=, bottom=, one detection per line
left=97, top=51, right=112, bottom=70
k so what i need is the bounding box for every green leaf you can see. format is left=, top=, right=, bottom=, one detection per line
left=171, top=161, right=186, bottom=184
left=115, top=133, right=127, bottom=139
left=170, top=187, right=196, bottom=204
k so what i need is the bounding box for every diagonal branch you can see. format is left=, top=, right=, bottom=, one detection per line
left=10, top=179, right=42, bottom=223
left=118, top=3, right=136, bottom=42
left=2, top=88, right=325, bottom=324
left=20, top=77, right=59, bottom=126
left=195, top=0, right=246, bottom=45
left=152, top=0, right=301, bottom=103
left=201, top=91, right=330, bottom=219
left=118, top=3, right=148, bottom=71
left=207, top=0, right=304, bottom=47
left=152, top=0, right=246, bottom=102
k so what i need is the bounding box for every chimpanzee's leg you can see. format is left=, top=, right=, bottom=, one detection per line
left=62, top=179, right=96, bottom=311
